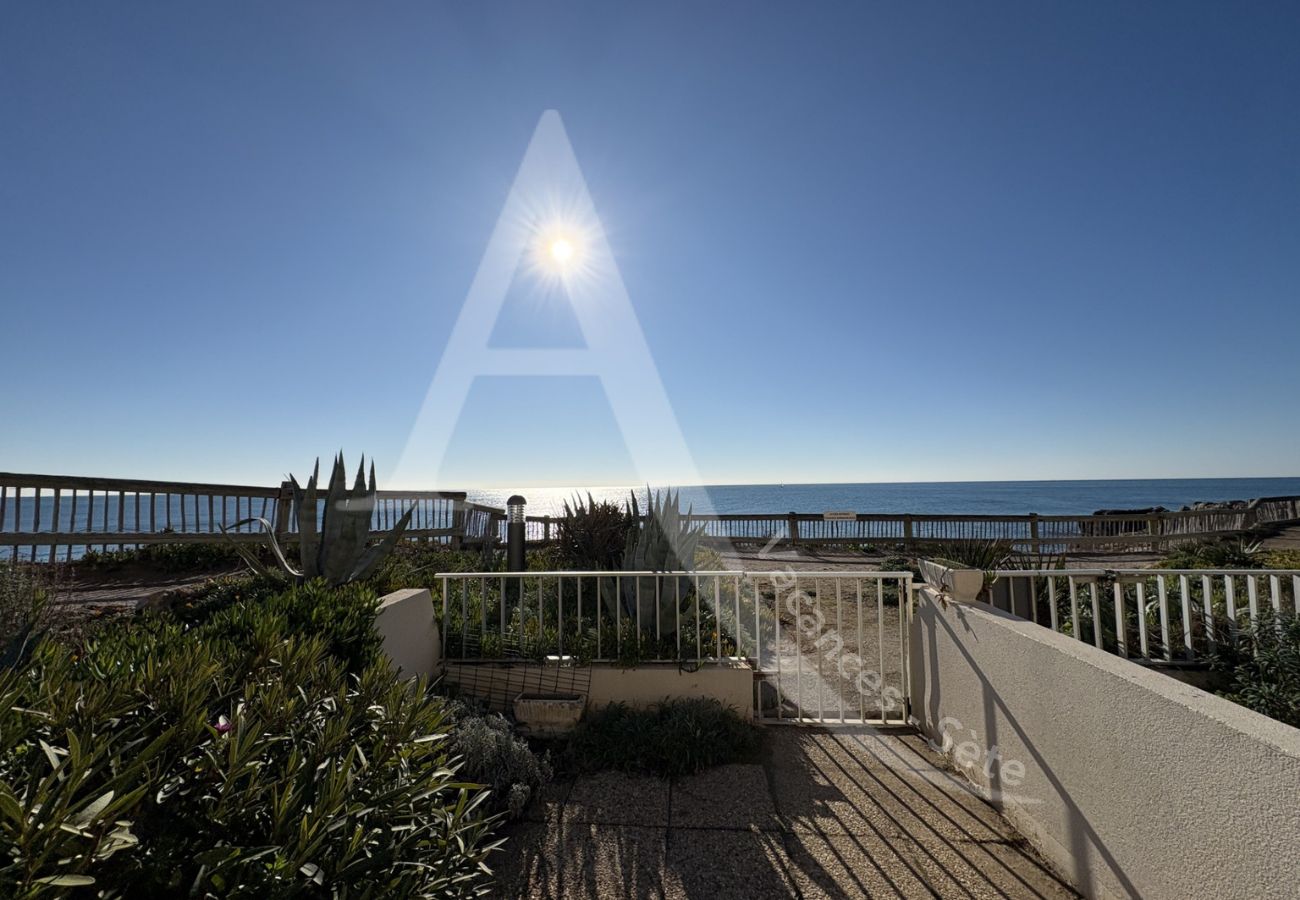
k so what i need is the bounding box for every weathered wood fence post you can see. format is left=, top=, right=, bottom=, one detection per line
left=273, top=480, right=294, bottom=538
left=450, top=499, right=466, bottom=550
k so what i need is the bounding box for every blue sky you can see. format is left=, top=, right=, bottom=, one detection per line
left=2, top=2, right=1298, bottom=489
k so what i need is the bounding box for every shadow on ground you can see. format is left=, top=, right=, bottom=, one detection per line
left=490, top=726, right=1078, bottom=899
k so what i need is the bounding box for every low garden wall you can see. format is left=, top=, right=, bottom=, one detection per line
left=441, top=659, right=753, bottom=714
left=375, top=589, right=753, bottom=713
left=908, top=585, right=1300, bottom=900
left=375, top=588, right=441, bottom=678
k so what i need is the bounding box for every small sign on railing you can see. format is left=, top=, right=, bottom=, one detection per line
left=823, top=510, right=857, bottom=521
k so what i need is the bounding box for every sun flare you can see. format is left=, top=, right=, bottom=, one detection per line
left=549, top=237, right=576, bottom=264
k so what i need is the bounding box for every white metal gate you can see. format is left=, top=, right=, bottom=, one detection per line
left=434, top=569, right=913, bottom=726
left=747, top=571, right=913, bottom=725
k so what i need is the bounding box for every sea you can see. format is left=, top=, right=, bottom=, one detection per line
left=466, top=478, right=1300, bottom=518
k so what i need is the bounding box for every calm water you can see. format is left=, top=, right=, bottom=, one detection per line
left=468, top=478, right=1300, bottom=518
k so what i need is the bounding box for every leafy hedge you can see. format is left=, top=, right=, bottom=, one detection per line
left=564, top=698, right=761, bottom=778
left=0, top=580, right=499, bottom=898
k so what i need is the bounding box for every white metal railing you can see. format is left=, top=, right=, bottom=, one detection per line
left=988, top=568, right=1300, bottom=663
left=436, top=570, right=914, bottom=725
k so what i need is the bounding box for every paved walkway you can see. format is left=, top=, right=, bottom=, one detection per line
left=492, top=726, right=1077, bottom=899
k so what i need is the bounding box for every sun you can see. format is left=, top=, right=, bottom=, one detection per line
left=530, top=222, right=589, bottom=282
left=549, top=237, right=576, bottom=264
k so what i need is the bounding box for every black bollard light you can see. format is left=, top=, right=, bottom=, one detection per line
left=506, top=495, right=527, bottom=573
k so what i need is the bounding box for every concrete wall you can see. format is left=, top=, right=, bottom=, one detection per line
left=375, top=588, right=441, bottom=679
left=909, top=586, right=1300, bottom=900
left=443, top=660, right=753, bottom=714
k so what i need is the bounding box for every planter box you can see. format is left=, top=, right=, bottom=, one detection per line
left=918, top=558, right=986, bottom=603
left=513, top=693, right=585, bottom=737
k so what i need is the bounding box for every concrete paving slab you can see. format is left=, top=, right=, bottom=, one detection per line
left=520, top=779, right=571, bottom=825
left=820, top=729, right=1020, bottom=842
left=564, top=771, right=670, bottom=827
left=765, top=727, right=918, bottom=837
left=663, top=828, right=798, bottom=898
left=489, top=820, right=563, bottom=900
left=765, top=727, right=1019, bottom=844
left=669, top=764, right=779, bottom=831
left=898, top=837, right=1078, bottom=900
left=782, top=829, right=936, bottom=899
left=559, top=824, right=668, bottom=900
left=491, top=823, right=667, bottom=900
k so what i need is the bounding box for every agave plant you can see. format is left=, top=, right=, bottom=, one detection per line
left=621, top=488, right=708, bottom=638
left=224, top=454, right=414, bottom=586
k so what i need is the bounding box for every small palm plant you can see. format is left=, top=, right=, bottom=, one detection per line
left=225, top=453, right=414, bottom=586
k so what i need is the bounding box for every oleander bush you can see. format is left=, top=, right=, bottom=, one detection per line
left=564, top=698, right=761, bottom=778
left=0, top=581, right=500, bottom=898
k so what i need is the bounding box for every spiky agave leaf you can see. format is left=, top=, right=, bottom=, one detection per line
left=351, top=503, right=415, bottom=582
left=220, top=517, right=301, bottom=579
left=337, top=456, right=378, bottom=584
left=293, top=458, right=321, bottom=580
left=321, top=454, right=371, bottom=586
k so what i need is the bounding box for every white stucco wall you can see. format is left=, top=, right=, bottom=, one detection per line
left=909, top=586, right=1300, bottom=900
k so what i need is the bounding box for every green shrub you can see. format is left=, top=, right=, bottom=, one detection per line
left=369, top=542, right=488, bottom=595
left=555, top=494, right=634, bottom=570
left=166, top=572, right=290, bottom=625
left=180, top=579, right=383, bottom=674
left=1, top=566, right=54, bottom=665
left=1211, top=611, right=1300, bottom=728
left=77, top=542, right=252, bottom=575
left=1262, top=549, right=1300, bottom=570
left=0, top=586, right=498, bottom=898
left=1160, top=537, right=1263, bottom=570
left=564, top=698, right=761, bottom=778
left=878, top=555, right=915, bottom=576
left=445, top=701, right=552, bottom=819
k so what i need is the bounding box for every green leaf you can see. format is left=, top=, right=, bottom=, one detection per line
left=35, top=875, right=96, bottom=886
left=70, top=790, right=115, bottom=828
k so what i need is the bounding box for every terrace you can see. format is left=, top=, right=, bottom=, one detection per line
left=3, top=469, right=1300, bottom=899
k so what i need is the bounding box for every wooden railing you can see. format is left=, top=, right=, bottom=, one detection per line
left=0, top=472, right=502, bottom=562
left=519, top=497, right=1300, bottom=553
left=5, top=469, right=1295, bottom=561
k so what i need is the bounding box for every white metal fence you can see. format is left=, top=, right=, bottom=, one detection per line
left=988, top=568, right=1300, bottom=663
left=435, top=570, right=914, bottom=725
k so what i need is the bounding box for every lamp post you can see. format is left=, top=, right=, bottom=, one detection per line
left=507, top=495, right=527, bottom=573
